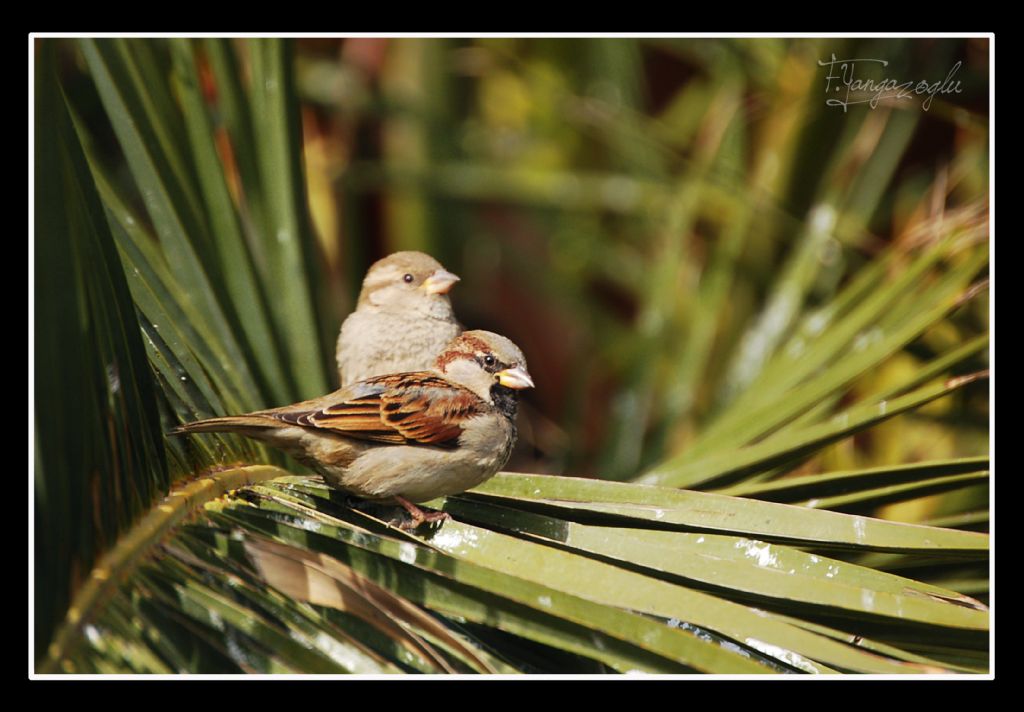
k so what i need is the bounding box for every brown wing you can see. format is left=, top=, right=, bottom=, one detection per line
left=271, top=372, right=484, bottom=448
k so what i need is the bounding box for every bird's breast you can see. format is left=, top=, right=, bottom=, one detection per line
left=338, top=310, right=460, bottom=385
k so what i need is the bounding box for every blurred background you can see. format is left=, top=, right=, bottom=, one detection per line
left=56, top=34, right=990, bottom=497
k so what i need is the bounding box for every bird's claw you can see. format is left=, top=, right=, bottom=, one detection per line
left=395, top=496, right=451, bottom=530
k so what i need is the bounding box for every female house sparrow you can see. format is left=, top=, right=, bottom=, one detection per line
left=336, top=252, right=462, bottom=386
left=174, top=331, right=533, bottom=528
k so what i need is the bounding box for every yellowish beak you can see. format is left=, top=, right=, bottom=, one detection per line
left=421, top=269, right=461, bottom=295
left=497, top=365, right=534, bottom=390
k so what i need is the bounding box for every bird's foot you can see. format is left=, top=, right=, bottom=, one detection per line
left=395, top=496, right=451, bottom=530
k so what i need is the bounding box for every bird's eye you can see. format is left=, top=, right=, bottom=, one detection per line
left=403, top=273, right=414, bottom=283
left=483, top=354, right=496, bottom=367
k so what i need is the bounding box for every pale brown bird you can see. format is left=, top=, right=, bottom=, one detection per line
left=336, top=251, right=462, bottom=386
left=174, top=331, right=533, bottom=528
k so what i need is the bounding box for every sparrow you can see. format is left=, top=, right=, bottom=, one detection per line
left=173, top=331, right=534, bottom=528
left=336, top=251, right=462, bottom=386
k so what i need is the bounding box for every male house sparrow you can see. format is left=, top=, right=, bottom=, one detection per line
left=336, top=251, right=462, bottom=386
left=174, top=331, right=533, bottom=528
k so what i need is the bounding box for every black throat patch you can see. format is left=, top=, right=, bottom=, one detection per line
left=489, top=384, right=519, bottom=421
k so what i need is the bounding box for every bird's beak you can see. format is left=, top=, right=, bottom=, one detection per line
left=497, top=365, right=534, bottom=390
left=422, top=269, right=461, bottom=295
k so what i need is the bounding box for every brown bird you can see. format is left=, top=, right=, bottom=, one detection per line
left=336, top=251, right=462, bottom=387
left=174, top=331, right=533, bottom=528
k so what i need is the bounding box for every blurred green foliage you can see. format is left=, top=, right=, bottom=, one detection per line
left=54, top=35, right=989, bottom=486
left=287, top=37, right=989, bottom=480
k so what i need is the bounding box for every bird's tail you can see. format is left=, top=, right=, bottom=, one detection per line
left=170, top=414, right=278, bottom=436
